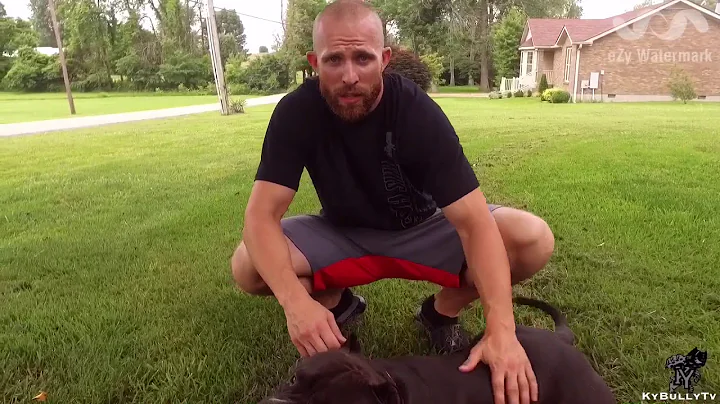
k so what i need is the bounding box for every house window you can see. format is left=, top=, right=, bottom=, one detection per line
left=526, top=51, right=534, bottom=77
left=564, top=47, right=572, bottom=82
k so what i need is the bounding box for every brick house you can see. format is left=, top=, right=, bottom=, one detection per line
left=514, top=0, right=720, bottom=102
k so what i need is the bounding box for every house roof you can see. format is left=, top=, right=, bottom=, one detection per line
left=520, top=1, right=673, bottom=48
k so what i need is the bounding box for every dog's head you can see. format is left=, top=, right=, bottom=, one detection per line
left=260, top=335, right=402, bottom=404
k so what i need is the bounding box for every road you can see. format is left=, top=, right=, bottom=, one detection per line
left=0, top=93, right=287, bottom=138
left=0, top=92, right=485, bottom=138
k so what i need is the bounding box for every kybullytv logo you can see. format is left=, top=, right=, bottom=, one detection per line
left=613, top=8, right=709, bottom=42
left=642, top=347, right=715, bottom=401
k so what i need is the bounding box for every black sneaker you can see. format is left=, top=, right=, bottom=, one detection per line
left=334, top=292, right=367, bottom=336
left=414, top=302, right=471, bottom=354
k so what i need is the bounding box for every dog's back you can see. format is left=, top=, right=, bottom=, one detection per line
left=373, top=297, right=616, bottom=404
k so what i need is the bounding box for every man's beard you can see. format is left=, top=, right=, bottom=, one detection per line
left=320, top=79, right=382, bottom=123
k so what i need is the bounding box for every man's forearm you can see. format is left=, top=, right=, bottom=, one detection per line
left=243, top=214, right=309, bottom=308
left=460, top=218, right=516, bottom=332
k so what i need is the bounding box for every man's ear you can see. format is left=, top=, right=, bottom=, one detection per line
left=307, top=51, right=319, bottom=71
left=381, top=46, right=392, bottom=70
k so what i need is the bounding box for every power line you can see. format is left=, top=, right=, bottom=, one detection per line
left=197, top=1, right=284, bottom=25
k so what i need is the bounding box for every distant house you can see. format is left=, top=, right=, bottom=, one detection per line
left=505, top=0, right=720, bottom=102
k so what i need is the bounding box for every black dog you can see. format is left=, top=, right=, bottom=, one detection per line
left=260, top=297, right=616, bottom=404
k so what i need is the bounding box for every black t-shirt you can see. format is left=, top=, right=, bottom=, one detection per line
left=254, top=72, right=480, bottom=231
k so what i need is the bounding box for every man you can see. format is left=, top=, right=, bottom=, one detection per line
left=232, top=1, right=555, bottom=403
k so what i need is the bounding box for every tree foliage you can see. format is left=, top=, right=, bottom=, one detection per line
left=492, top=6, right=526, bottom=86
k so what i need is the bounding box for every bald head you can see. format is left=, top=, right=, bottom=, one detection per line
left=312, top=0, right=385, bottom=52
left=306, top=0, right=392, bottom=123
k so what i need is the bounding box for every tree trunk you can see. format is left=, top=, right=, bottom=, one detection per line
left=479, top=0, right=490, bottom=91
left=468, top=20, right=476, bottom=86
left=450, top=56, right=455, bottom=86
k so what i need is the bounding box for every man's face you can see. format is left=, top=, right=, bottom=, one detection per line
left=308, top=15, right=392, bottom=123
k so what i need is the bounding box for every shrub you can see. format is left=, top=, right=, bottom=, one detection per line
left=228, top=83, right=250, bottom=95
left=240, top=53, right=290, bottom=93
left=1, top=47, right=62, bottom=92
left=386, top=46, right=432, bottom=91
left=419, top=52, right=444, bottom=89
left=230, top=98, right=246, bottom=114
left=488, top=91, right=501, bottom=99
left=542, top=88, right=571, bottom=103
left=538, top=73, right=549, bottom=95
left=159, top=51, right=213, bottom=90
left=668, top=67, right=696, bottom=104
left=514, top=89, right=525, bottom=97
left=526, top=89, right=533, bottom=97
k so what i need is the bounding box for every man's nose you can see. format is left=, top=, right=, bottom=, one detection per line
left=342, top=63, right=359, bottom=85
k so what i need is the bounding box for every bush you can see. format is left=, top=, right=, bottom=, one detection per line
left=514, top=89, right=525, bottom=97
left=538, top=73, right=549, bottom=95
left=1, top=47, right=62, bottom=92
left=668, top=67, right=696, bottom=104
left=526, top=89, right=533, bottom=97
left=239, top=53, right=290, bottom=94
left=386, top=46, right=432, bottom=92
left=488, top=91, right=501, bottom=99
left=420, top=52, right=444, bottom=89
left=230, top=98, right=246, bottom=114
left=159, top=51, right=213, bottom=90
left=542, top=88, right=571, bottom=103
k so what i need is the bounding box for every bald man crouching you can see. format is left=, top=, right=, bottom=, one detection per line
left=231, top=2, right=555, bottom=404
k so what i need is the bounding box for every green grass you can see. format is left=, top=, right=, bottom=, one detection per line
left=0, top=92, right=259, bottom=124
left=2, top=98, right=719, bottom=403
left=435, top=84, right=484, bottom=93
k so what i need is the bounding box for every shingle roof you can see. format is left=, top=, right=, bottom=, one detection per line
left=522, top=3, right=665, bottom=47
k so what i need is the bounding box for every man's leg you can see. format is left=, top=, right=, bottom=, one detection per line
left=431, top=206, right=555, bottom=319
left=230, top=214, right=368, bottom=332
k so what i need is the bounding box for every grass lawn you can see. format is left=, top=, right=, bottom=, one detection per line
left=434, top=85, right=484, bottom=93
left=0, top=92, right=259, bottom=124
left=1, top=98, right=719, bottom=403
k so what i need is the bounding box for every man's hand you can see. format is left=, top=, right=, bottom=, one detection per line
left=284, top=295, right=346, bottom=357
left=459, top=330, right=538, bottom=404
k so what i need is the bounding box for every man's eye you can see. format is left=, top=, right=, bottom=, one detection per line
left=289, top=375, right=297, bottom=385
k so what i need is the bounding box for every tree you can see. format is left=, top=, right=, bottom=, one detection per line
left=216, top=8, right=247, bottom=62
left=30, top=0, right=57, bottom=47
left=282, top=0, right=326, bottom=79
left=492, top=6, right=526, bottom=87
left=668, top=66, right=696, bottom=104
left=259, top=46, right=268, bottom=53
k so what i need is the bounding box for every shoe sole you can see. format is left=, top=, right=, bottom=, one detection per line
left=338, top=295, right=366, bottom=334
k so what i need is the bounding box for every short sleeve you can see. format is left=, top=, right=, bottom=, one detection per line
left=397, top=91, right=479, bottom=208
left=254, top=96, right=308, bottom=191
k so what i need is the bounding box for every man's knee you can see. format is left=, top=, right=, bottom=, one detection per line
left=493, top=208, right=555, bottom=277
left=230, top=242, right=270, bottom=295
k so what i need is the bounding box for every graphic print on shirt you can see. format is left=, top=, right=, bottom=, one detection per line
left=381, top=131, right=436, bottom=229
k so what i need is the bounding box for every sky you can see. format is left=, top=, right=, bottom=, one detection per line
left=4, top=0, right=651, bottom=54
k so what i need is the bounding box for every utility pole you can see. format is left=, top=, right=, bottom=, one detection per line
left=48, top=0, right=76, bottom=115
left=206, top=0, right=230, bottom=115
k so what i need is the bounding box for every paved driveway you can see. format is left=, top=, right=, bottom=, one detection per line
left=0, top=93, right=287, bottom=138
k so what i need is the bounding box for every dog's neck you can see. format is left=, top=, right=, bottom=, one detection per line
left=367, top=359, right=418, bottom=404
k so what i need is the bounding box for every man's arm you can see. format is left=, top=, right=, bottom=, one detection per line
left=245, top=94, right=309, bottom=307
left=441, top=189, right=515, bottom=333
left=243, top=180, right=308, bottom=309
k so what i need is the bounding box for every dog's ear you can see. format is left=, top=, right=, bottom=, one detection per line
left=340, top=332, right=362, bottom=354
left=372, top=372, right=403, bottom=404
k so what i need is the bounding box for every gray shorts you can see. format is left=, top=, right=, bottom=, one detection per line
left=281, top=205, right=502, bottom=292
